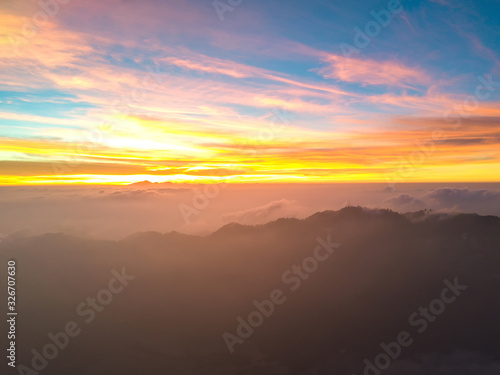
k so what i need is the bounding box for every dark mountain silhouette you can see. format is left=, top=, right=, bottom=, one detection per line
left=1, top=207, right=500, bottom=374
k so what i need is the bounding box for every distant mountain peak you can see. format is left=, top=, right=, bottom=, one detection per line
left=129, top=180, right=156, bottom=186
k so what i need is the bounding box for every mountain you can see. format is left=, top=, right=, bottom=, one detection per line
left=1, top=207, right=500, bottom=374
left=128, top=180, right=157, bottom=186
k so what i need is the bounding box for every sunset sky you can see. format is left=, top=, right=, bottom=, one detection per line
left=1, top=0, right=500, bottom=185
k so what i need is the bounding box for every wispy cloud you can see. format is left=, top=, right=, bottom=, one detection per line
left=316, top=54, right=431, bottom=88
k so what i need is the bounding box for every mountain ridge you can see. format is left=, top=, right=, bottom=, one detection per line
left=2, top=206, right=498, bottom=245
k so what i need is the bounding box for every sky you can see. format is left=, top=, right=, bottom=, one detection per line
left=1, top=0, right=500, bottom=185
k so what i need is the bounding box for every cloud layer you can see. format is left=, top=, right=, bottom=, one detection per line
left=1, top=183, right=499, bottom=239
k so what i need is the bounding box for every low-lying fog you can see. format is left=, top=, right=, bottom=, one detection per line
left=1, top=182, right=500, bottom=239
